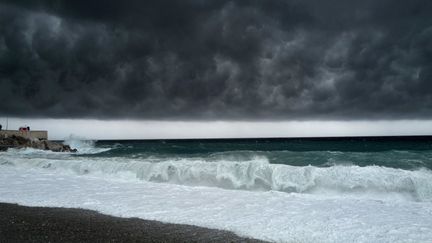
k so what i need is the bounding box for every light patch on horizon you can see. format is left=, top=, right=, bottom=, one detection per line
left=1, top=118, right=432, bottom=140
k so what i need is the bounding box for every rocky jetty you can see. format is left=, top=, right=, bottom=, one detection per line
left=0, top=135, right=77, bottom=152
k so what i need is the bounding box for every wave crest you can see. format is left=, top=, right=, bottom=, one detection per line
left=2, top=155, right=432, bottom=202
left=63, top=136, right=110, bottom=154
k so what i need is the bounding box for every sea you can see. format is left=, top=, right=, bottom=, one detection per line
left=1, top=136, right=432, bottom=242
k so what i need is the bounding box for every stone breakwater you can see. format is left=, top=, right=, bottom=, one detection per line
left=0, top=135, right=77, bottom=152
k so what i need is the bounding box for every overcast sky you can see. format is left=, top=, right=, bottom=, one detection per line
left=1, top=1, right=432, bottom=138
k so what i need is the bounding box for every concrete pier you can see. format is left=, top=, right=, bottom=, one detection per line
left=0, top=130, right=48, bottom=140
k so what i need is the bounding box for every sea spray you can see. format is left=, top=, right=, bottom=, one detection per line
left=2, top=165, right=432, bottom=243
left=3, top=138, right=432, bottom=242
left=63, top=136, right=111, bottom=154
left=2, top=150, right=432, bottom=202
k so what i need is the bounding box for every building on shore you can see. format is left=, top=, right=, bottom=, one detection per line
left=0, top=130, right=48, bottom=140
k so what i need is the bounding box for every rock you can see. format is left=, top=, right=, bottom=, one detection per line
left=43, top=141, right=78, bottom=152
left=0, top=135, right=77, bottom=153
left=31, top=139, right=47, bottom=150
left=44, top=141, right=63, bottom=152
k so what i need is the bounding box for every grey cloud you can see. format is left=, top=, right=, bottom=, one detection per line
left=0, top=0, right=432, bottom=119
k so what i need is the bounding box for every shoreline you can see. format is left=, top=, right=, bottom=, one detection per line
left=0, top=202, right=267, bottom=243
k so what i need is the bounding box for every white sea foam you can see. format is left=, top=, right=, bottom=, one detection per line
left=1, top=151, right=432, bottom=202
left=1, top=165, right=432, bottom=243
left=63, top=136, right=111, bottom=154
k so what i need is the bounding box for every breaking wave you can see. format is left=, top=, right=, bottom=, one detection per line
left=1, top=152, right=432, bottom=202
left=63, top=137, right=111, bottom=154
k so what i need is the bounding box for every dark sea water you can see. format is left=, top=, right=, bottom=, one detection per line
left=92, top=136, right=432, bottom=170
left=3, top=136, right=432, bottom=200
left=2, top=136, right=432, bottom=241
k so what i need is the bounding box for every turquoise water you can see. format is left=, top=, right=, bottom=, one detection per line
left=90, top=136, right=432, bottom=170
left=3, top=136, right=432, bottom=242
left=3, top=136, right=432, bottom=201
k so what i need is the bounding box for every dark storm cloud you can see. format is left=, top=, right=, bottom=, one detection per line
left=0, top=0, right=432, bottom=119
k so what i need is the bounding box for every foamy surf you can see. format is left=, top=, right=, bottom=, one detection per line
left=1, top=151, right=432, bottom=202
left=2, top=138, right=432, bottom=242
left=63, top=137, right=111, bottom=154
left=1, top=165, right=432, bottom=243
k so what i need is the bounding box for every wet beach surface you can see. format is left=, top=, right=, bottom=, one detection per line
left=0, top=203, right=267, bottom=243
